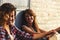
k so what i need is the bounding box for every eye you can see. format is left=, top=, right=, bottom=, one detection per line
left=9, top=15, right=13, bottom=17
left=11, top=15, right=13, bottom=17
left=25, top=16, right=28, bottom=17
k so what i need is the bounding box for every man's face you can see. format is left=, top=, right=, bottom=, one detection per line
left=9, top=11, right=16, bottom=25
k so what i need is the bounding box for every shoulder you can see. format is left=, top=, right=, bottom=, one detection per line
left=0, top=26, right=6, bottom=35
left=0, top=26, right=5, bottom=31
left=22, top=25, right=27, bottom=27
left=22, top=25, right=29, bottom=30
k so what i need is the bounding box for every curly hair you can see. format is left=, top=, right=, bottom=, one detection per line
left=0, top=3, right=16, bottom=26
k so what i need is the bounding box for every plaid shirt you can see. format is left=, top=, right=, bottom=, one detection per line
left=0, top=25, right=33, bottom=40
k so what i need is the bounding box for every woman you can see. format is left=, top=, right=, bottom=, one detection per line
left=0, top=3, right=32, bottom=40
left=21, top=9, right=57, bottom=40
left=0, top=3, right=55, bottom=40
left=21, top=9, right=46, bottom=34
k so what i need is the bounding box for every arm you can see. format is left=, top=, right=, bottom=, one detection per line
left=55, top=27, right=60, bottom=32
left=45, top=27, right=60, bottom=38
left=39, top=28, right=47, bottom=33
left=15, top=25, right=55, bottom=40
left=22, top=25, right=54, bottom=38
left=22, top=25, right=39, bottom=34
left=32, top=30, right=55, bottom=39
left=13, top=26, right=33, bottom=40
left=35, top=26, right=47, bottom=33
left=17, top=28, right=48, bottom=40
left=34, top=21, right=46, bottom=33
left=32, top=32, right=47, bottom=39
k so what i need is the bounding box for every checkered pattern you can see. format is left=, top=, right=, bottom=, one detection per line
left=0, top=25, right=32, bottom=40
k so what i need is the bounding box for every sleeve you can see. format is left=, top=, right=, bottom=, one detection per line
left=0, top=28, right=6, bottom=40
left=14, top=26, right=33, bottom=40
left=17, top=31, right=33, bottom=40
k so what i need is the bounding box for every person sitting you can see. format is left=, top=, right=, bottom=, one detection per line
left=0, top=3, right=56, bottom=40
left=20, top=9, right=56, bottom=40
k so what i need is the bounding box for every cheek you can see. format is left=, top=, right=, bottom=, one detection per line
left=9, top=17, right=15, bottom=22
left=9, top=17, right=12, bottom=20
left=4, top=16, right=9, bottom=21
left=13, top=17, right=15, bottom=20
left=4, top=18, right=8, bottom=21
left=25, top=18, right=28, bottom=22
left=31, top=16, right=34, bottom=21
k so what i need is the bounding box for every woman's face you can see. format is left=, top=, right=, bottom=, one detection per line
left=4, top=11, right=15, bottom=25
left=25, top=13, right=34, bottom=24
left=9, top=11, right=15, bottom=25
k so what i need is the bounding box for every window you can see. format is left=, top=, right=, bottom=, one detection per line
left=1, top=0, right=30, bottom=10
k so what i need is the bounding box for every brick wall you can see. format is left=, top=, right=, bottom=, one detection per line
left=30, top=0, right=60, bottom=31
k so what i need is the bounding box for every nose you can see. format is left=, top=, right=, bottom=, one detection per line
left=28, top=16, right=31, bottom=19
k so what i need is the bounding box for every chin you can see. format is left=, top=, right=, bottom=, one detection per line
left=9, top=22, right=13, bottom=25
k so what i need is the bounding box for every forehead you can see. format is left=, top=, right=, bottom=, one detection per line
left=9, top=11, right=15, bottom=15
left=25, top=13, right=32, bottom=16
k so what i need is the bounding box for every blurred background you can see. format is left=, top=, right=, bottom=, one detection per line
left=0, top=0, right=60, bottom=40
left=0, top=0, right=60, bottom=31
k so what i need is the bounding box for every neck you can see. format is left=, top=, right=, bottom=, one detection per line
left=27, top=23, right=32, bottom=27
left=3, top=22, right=9, bottom=29
left=3, top=22, right=14, bottom=40
left=3, top=22, right=8, bottom=26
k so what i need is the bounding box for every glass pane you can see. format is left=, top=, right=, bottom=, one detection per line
left=2, top=0, right=29, bottom=10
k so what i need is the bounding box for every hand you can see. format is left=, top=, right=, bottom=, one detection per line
left=46, top=30, right=56, bottom=38
left=47, top=30, right=56, bottom=35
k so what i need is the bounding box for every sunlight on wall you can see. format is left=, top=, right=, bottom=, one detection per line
left=31, top=0, right=60, bottom=31
left=1, top=0, right=60, bottom=31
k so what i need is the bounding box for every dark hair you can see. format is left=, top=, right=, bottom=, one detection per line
left=22, top=9, right=36, bottom=24
left=0, top=3, right=16, bottom=14
left=22, top=9, right=38, bottom=31
left=24, top=9, right=36, bottom=16
left=0, top=3, right=16, bottom=26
